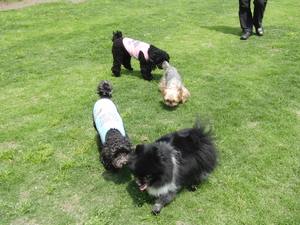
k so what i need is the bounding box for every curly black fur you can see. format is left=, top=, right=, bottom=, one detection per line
left=111, top=30, right=170, bottom=81
left=93, top=80, right=134, bottom=172
left=95, top=130, right=133, bottom=172
left=96, top=80, right=113, bottom=98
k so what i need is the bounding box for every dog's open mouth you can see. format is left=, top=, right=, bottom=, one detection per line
left=139, top=184, right=148, bottom=191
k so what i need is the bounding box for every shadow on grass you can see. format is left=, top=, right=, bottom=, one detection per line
left=125, top=179, right=211, bottom=211
left=159, top=101, right=179, bottom=111
left=118, top=68, right=163, bottom=81
left=201, top=26, right=241, bottom=36
left=102, top=166, right=132, bottom=184
left=126, top=180, right=154, bottom=207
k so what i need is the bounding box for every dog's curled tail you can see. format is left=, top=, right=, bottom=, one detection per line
left=192, top=116, right=218, bottom=171
left=96, top=80, right=114, bottom=98
left=192, top=116, right=218, bottom=143
left=112, top=30, right=123, bottom=42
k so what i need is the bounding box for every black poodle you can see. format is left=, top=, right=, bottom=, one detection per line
left=111, top=30, right=170, bottom=81
left=93, top=80, right=134, bottom=172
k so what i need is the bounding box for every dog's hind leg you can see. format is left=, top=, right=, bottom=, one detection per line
left=187, top=172, right=209, bottom=191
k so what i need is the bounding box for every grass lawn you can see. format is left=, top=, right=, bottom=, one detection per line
left=0, top=0, right=299, bottom=224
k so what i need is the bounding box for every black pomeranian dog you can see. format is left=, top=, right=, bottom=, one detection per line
left=93, top=80, right=134, bottom=172
left=129, top=118, right=218, bottom=215
left=111, top=30, right=170, bottom=81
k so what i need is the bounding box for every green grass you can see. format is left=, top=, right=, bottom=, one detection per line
left=0, top=0, right=299, bottom=224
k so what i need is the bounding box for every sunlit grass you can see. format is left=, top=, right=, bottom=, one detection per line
left=0, top=0, right=299, bottom=224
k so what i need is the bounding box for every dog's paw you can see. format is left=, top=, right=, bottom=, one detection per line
left=151, top=203, right=163, bottom=215
left=126, top=67, right=133, bottom=71
left=144, top=74, right=154, bottom=81
left=187, top=186, right=197, bottom=192
left=111, top=67, right=121, bottom=77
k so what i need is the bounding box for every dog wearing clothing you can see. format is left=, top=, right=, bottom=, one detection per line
left=93, top=80, right=133, bottom=172
left=111, top=31, right=170, bottom=81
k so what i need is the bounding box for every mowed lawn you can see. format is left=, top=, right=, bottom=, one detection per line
left=0, top=0, right=299, bottom=224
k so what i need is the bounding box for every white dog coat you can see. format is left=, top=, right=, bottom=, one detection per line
left=122, top=37, right=150, bottom=60
left=93, top=98, right=126, bottom=144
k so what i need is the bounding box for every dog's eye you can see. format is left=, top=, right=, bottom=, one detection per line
left=145, top=175, right=153, bottom=181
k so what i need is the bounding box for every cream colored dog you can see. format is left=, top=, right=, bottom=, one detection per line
left=159, top=61, right=190, bottom=107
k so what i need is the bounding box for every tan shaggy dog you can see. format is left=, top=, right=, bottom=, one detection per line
left=159, top=61, right=190, bottom=107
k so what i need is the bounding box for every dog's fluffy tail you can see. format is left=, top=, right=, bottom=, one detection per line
left=192, top=116, right=217, bottom=141
left=96, top=80, right=114, bottom=98
left=112, top=30, right=123, bottom=42
left=191, top=116, right=218, bottom=173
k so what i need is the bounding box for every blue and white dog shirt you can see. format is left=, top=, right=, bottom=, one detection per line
left=93, top=98, right=126, bottom=144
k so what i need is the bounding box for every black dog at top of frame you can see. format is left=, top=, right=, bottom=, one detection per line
left=111, top=30, right=170, bottom=81
left=129, top=117, right=218, bottom=215
left=93, top=80, right=134, bottom=172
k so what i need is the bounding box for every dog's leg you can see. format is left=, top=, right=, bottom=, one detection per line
left=151, top=191, right=176, bottom=215
left=111, top=48, right=123, bottom=77
left=122, top=54, right=133, bottom=71
left=187, top=172, right=209, bottom=191
left=111, top=61, right=121, bottom=77
left=138, top=52, right=154, bottom=81
left=140, top=63, right=154, bottom=81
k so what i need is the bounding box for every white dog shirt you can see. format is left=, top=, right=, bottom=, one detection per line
left=93, top=98, right=126, bottom=144
left=122, top=37, right=150, bottom=60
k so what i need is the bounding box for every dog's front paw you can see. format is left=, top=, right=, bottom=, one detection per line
left=151, top=203, right=163, bottom=215
left=144, top=74, right=154, bottom=81
left=125, top=66, right=133, bottom=71
left=111, top=67, right=121, bottom=77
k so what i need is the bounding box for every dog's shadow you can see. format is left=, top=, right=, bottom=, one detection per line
left=120, top=69, right=142, bottom=79
left=159, top=101, right=180, bottom=111
left=101, top=165, right=155, bottom=207
left=201, top=26, right=241, bottom=36
left=126, top=180, right=154, bottom=207
left=101, top=166, right=132, bottom=184
left=119, top=69, right=163, bottom=81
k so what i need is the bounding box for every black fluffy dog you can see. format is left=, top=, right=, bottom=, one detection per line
left=93, top=80, right=134, bottom=172
left=111, top=30, right=170, bottom=81
left=129, top=118, right=218, bottom=215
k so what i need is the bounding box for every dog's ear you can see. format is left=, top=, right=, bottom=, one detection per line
left=181, top=85, right=190, bottom=103
left=135, top=145, right=144, bottom=154
left=178, top=85, right=184, bottom=101
left=178, top=85, right=184, bottom=92
left=161, top=89, right=166, bottom=98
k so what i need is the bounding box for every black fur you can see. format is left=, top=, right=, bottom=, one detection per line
left=111, top=30, right=170, bottom=81
left=129, top=118, right=218, bottom=214
left=93, top=80, right=134, bottom=172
